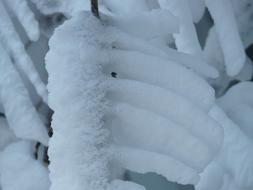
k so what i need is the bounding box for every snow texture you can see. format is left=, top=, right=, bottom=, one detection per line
left=103, top=0, right=150, bottom=15
left=0, top=1, right=252, bottom=190
left=110, top=180, right=145, bottom=190
left=204, top=0, right=253, bottom=80
left=0, top=118, right=16, bottom=151
left=106, top=9, right=179, bottom=40
left=0, top=141, right=50, bottom=190
left=205, top=0, right=246, bottom=76
left=46, top=8, right=223, bottom=189
left=204, top=27, right=252, bottom=96
left=105, top=49, right=215, bottom=111
left=197, top=106, right=253, bottom=190
left=0, top=43, right=49, bottom=145
left=104, top=21, right=218, bottom=78
left=218, top=82, right=253, bottom=139
left=158, top=0, right=202, bottom=55
left=188, top=0, right=205, bottom=23
left=3, top=0, right=40, bottom=41
left=158, top=0, right=217, bottom=81
left=0, top=0, right=48, bottom=103
left=231, top=0, right=253, bottom=48
left=30, top=0, right=90, bottom=16
left=46, top=12, right=111, bottom=190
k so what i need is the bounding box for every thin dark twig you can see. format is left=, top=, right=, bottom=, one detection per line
left=91, top=0, right=100, bottom=18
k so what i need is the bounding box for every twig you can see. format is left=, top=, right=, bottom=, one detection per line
left=91, top=0, right=100, bottom=18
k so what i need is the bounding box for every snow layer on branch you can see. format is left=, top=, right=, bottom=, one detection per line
left=204, top=27, right=252, bottom=96
left=0, top=1, right=48, bottom=103
left=218, top=82, right=253, bottom=139
left=3, top=0, right=39, bottom=41
left=106, top=49, right=214, bottom=111
left=33, top=0, right=218, bottom=78
left=0, top=43, right=49, bottom=145
left=209, top=106, right=253, bottom=189
left=197, top=106, right=253, bottom=190
left=188, top=0, right=205, bottom=23
left=102, top=0, right=160, bottom=14
left=46, top=8, right=223, bottom=189
left=110, top=180, right=145, bottom=190
left=205, top=0, right=253, bottom=82
left=157, top=0, right=215, bottom=80
left=0, top=118, right=16, bottom=150
left=158, top=0, right=202, bottom=55
left=205, top=0, right=246, bottom=76
left=204, top=27, right=225, bottom=73
left=33, top=0, right=217, bottom=78
left=105, top=77, right=221, bottom=185
left=114, top=147, right=199, bottom=185
left=196, top=161, right=225, bottom=190
left=46, top=12, right=111, bottom=190
left=104, top=24, right=218, bottom=78
left=0, top=141, right=50, bottom=190
left=106, top=9, right=179, bottom=40
left=32, top=0, right=156, bottom=16
left=30, top=0, right=90, bottom=16
left=102, top=0, right=150, bottom=14
left=106, top=79, right=222, bottom=151
left=231, top=0, right=253, bottom=48
left=107, top=102, right=212, bottom=171
left=220, top=175, right=241, bottom=190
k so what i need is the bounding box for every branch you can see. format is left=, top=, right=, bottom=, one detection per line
left=91, top=0, right=100, bottom=18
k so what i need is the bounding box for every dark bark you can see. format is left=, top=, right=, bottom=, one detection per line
left=91, top=0, right=100, bottom=18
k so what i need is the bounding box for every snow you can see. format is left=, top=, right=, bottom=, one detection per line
left=197, top=105, right=253, bottom=190
left=235, top=57, right=253, bottom=81
left=107, top=79, right=222, bottom=152
left=45, top=7, right=224, bottom=189
left=0, top=43, right=49, bottom=146
left=106, top=44, right=215, bottom=112
left=204, top=0, right=253, bottom=88
left=205, top=0, right=246, bottom=76
left=188, top=0, right=205, bottom=23
left=105, top=9, right=179, bottom=40
left=0, top=1, right=251, bottom=190
left=33, top=0, right=218, bottom=79
left=0, top=0, right=48, bottom=103
left=218, top=82, right=253, bottom=139
left=0, top=118, right=16, bottom=151
left=46, top=12, right=111, bottom=190
left=110, top=180, right=145, bottom=190
left=204, top=27, right=253, bottom=96
left=107, top=102, right=213, bottom=171
left=158, top=0, right=202, bottom=55
left=231, top=0, right=253, bottom=48
left=0, top=141, right=50, bottom=190
left=204, top=26, right=225, bottom=74
left=102, top=0, right=150, bottom=14
left=196, top=161, right=224, bottom=190
left=3, top=0, right=40, bottom=41
left=30, top=0, right=90, bottom=16
left=114, top=147, right=199, bottom=185
left=105, top=25, right=218, bottom=78
left=208, top=106, right=253, bottom=189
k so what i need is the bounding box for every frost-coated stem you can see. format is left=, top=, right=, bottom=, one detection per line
left=46, top=13, right=111, bottom=190
left=91, top=0, right=100, bottom=18
left=205, top=0, right=246, bottom=76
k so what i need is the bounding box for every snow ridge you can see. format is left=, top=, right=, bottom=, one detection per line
left=46, top=12, right=111, bottom=190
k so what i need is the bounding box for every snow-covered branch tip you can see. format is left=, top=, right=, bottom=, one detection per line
left=91, top=0, right=100, bottom=18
